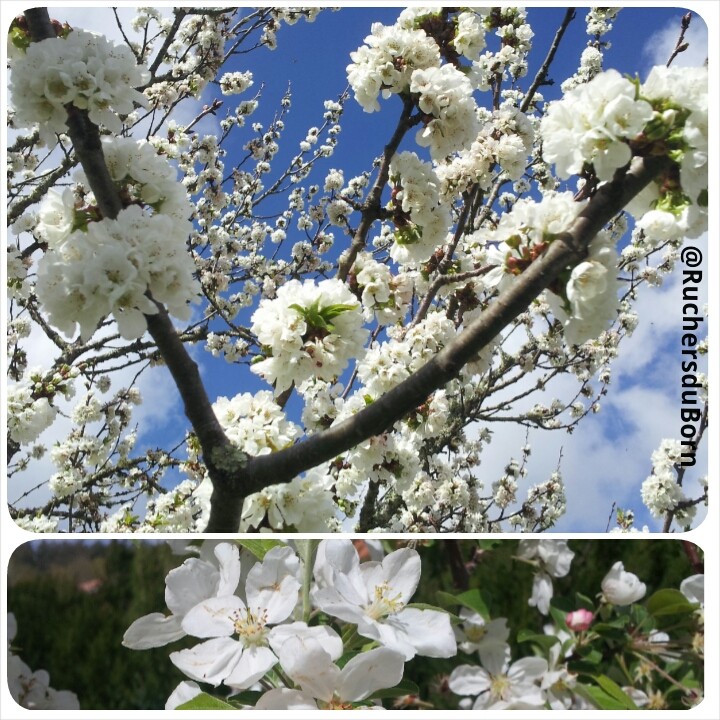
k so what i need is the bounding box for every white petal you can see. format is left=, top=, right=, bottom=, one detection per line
left=322, top=539, right=360, bottom=573
left=245, top=546, right=300, bottom=624
left=278, top=636, right=339, bottom=702
left=214, top=543, right=241, bottom=597
left=389, top=608, right=457, bottom=658
left=339, top=646, right=405, bottom=702
left=680, top=574, right=704, bottom=605
left=268, top=622, right=343, bottom=662
left=312, top=586, right=367, bottom=625
left=122, top=613, right=184, bottom=649
left=165, top=681, right=202, bottom=710
left=358, top=616, right=416, bottom=660
left=181, top=596, right=243, bottom=638
left=529, top=572, right=554, bottom=615
left=170, top=637, right=242, bottom=685
left=224, top=645, right=277, bottom=690
left=448, top=665, right=491, bottom=696
left=381, top=548, right=421, bottom=602
left=508, top=656, right=549, bottom=684
left=165, top=558, right=219, bottom=616
left=255, top=688, right=317, bottom=710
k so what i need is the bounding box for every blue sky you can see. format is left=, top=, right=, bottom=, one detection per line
left=4, top=4, right=712, bottom=532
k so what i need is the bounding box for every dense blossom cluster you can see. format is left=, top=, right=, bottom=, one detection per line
left=250, top=278, right=368, bottom=393
left=9, top=28, right=149, bottom=144
left=117, top=539, right=704, bottom=711
left=30, top=136, right=199, bottom=340
left=36, top=204, right=198, bottom=339
left=641, top=439, right=702, bottom=527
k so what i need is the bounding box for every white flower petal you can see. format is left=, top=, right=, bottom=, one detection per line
left=339, top=646, right=405, bottom=702
left=122, top=613, right=184, bottom=649
left=255, top=688, right=317, bottom=710
left=224, top=645, right=277, bottom=691
left=278, top=636, right=339, bottom=703
left=170, top=637, right=242, bottom=686
left=214, top=543, right=241, bottom=597
left=165, top=558, right=220, bottom=616
left=181, top=596, right=243, bottom=638
left=449, top=665, right=491, bottom=696
left=268, top=622, right=344, bottom=662
left=245, top=546, right=300, bottom=624
left=165, top=681, right=202, bottom=710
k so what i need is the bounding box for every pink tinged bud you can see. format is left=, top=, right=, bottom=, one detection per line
left=566, top=608, right=594, bottom=632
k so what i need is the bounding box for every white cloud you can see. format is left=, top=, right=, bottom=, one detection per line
left=472, top=249, right=709, bottom=532
left=641, top=11, right=708, bottom=74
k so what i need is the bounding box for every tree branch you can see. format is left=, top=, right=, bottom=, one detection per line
left=219, top=155, right=671, bottom=530
left=336, top=97, right=418, bottom=281
left=26, top=7, right=238, bottom=529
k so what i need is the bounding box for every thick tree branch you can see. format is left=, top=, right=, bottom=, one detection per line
left=222, top=155, right=670, bottom=530
left=26, top=7, right=237, bottom=527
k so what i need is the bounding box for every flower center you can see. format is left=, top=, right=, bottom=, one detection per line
left=325, top=697, right=355, bottom=710
left=232, top=607, right=268, bottom=646
left=489, top=673, right=512, bottom=702
left=464, top=623, right=487, bottom=643
left=364, top=581, right=404, bottom=620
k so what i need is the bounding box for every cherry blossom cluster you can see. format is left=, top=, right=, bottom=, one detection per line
left=7, top=365, right=78, bottom=445
left=9, top=28, right=149, bottom=144
left=182, top=392, right=340, bottom=532
left=641, top=438, right=705, bottom=527
left=387, top=151, right=451, bottom=266
left=250, top=278, right=368, bottom=393
left=540, top=69, right=654, bottom=182
left=7, top=613, right=80, bottom=710
left=31, top=136, right=199, bottom=340
left=123, top=540, right=456, bottom=710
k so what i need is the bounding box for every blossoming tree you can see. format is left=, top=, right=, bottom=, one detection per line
left=6, top=7, right=708, bottom=532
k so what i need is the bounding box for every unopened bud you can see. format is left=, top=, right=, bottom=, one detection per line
left=566, top=608, right=594, bottom=631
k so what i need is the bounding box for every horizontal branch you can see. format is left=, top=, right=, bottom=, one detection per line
left=235, top=155, right=670, bottom=504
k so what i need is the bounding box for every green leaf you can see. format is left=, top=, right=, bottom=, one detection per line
left=574, top=592, right=595, bottom=609
left=289, top=299, right=358, bottom=333
left=369, top=679, right=420, bottom=700
left=176, top=692, right=236, bottom=710
left=516, top=630, right=560, bottom=652
left=237, top=539, right=286, bottom=560
left=574, top=683, right=629, bottom=711
left=225, top=690, right=262, bottom=706
left=647, top=589, right=697, bottom=617
left=548, top=604, right=570, bottom=630
left=435, top=588, right=490, bottom=621
left=593, top=674, right=639, bottom=709
left=9, top=26, right=31, bottom=52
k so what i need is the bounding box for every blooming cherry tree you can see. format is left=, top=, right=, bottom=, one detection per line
left=5, top=7, right=709, bottom=532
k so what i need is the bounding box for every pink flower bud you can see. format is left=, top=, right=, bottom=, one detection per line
left=566, top=608, right=594, bottom=632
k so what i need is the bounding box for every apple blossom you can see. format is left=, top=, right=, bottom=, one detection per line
left=258, top=637, right=405, bottom=710
left=601, top=561, right=646, bottom=606
left=170, top=545, right=302, bottom=688
left=311, top=540, right=456, bottom=660
left=449, top=654, right=549, bottom=710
